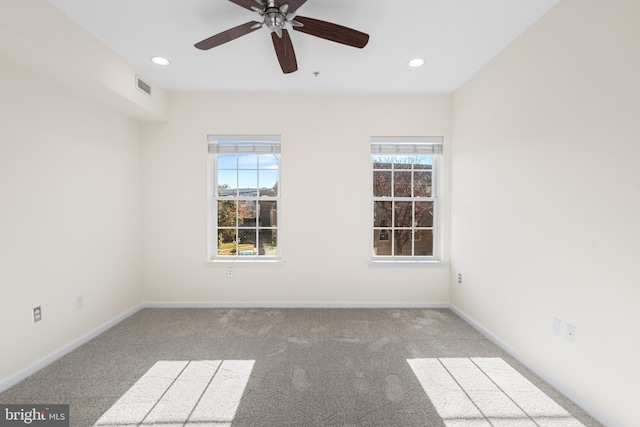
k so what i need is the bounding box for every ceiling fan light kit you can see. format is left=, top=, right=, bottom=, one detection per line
left=195, top=0, right=369, bottom=74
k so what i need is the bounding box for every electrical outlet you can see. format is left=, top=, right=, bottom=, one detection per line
left=76, top=295, right=84, bottom=310
left=457, top=273, right=462, bottom=284
left=566, top=324, right=576, bottom=343
left=33, top=306, right=42, bottom=323
left=227, top=267, right=234, bottom=278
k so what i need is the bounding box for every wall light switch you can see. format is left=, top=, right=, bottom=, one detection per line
left=553, top=317, right=563, bottom=337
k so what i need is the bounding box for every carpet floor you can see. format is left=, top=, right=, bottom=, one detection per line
left=0, top=308, right=602, bottom=426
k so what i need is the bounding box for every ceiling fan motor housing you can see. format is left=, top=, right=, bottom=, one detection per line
left=264, top=6, right=287, bottom=35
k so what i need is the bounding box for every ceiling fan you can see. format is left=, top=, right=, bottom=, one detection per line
left=194, top=0, right=369, bottom=74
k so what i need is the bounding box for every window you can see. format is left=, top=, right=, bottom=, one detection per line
left=208, top=135, right=280, bottom=260
left=371, top=137, right=443, bottom=262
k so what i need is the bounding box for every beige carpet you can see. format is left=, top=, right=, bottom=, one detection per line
left=0, top=308, right=602, bottom=426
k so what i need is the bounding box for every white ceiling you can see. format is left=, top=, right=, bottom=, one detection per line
left=49, top=0, right=559, bottom=94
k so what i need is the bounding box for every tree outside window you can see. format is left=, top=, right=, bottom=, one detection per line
left=371, top=138, right=441, bottom=260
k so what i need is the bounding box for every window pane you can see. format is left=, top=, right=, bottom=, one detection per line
left=415, top=201, right=434, bottom=227
left=258, top=153, right=279, bottom=170
left=218, top=200, right=237, bottom=227
left=373, top=171, right=392, bottom=197
left=238, top=170, right=257, bottom=191
left=218, top=154, right=237, bottom=169
left=394, top=155, right=412, bottom=169
left=394, top=171, right=412, bottom=197
left=258, top=229, right=278, bottom=255
left=238, top=200, right=256, bottom=228
left=238, top=154, right=258, bottom=169
left=414, top=171, right=432, bottom=197
left=374, top=229, right=392, bottom=255
left=414, top=230, right=433, bottom=256
left=372, top=155, right=392, bottom=169
left=374, top=201, right=392, bottom=227
left=394, top=230, right=413, bottom=256
left=238, top=229, right=256, bottom=255
left=414, top=155, right=433, bottom=170
left=259, top=201, right=277, bottom=227
left=218, top=229, right=236, bottom=256
left=394, top=202, right=413, bottom=227
left=259, top=170, right=278, bottom=195
left=218, top=170, right=237, bottom=197
left=259, top=186, right=278, bottom=197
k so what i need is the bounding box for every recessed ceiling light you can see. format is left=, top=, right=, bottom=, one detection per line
left=408, top=58, right=425, bottom=68
left=151, top=56, right=171, bottom=66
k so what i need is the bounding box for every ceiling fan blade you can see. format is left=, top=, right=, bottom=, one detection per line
left=195, top=21, right=262, bottom=50
left=284, top=0, right=308, bottom=14
left=272, top=29, right=298, bottom=74
left=228, top=0, right=263, bottom=11
left=293, top=16, right=369, bottom=48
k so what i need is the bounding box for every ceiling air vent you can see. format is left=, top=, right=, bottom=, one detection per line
left=136, top=75, right=152, bottom=96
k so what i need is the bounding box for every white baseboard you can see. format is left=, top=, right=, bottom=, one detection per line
left=449, top=304, right=620, bottom=427
left=142, top=301, right=450, bottom=309
left=0, top=304, right=142, bottom=393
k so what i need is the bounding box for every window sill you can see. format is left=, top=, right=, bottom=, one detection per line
left=368, top=259, right=449, bottom=268
left=203, top=259, right=285, bottom=267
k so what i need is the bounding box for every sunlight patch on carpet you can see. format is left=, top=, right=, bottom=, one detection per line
left=93, top=359, right=254, bottom=427
left=407, top=357, right=585, bottom=427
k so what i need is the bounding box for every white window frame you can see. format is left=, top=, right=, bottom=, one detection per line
left=207, top=135, right=281, bottom=262
left=370, top=136, right=443, bottom=266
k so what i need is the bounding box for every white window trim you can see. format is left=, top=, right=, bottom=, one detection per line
left=367, top=259, right=449, bottom=268
left=206, top=135, right=282, bottom=263
left=369, top=136, right=444, bottom=266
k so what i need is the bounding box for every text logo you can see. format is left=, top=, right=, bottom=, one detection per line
left=0, top=405, right=69, bottom=427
